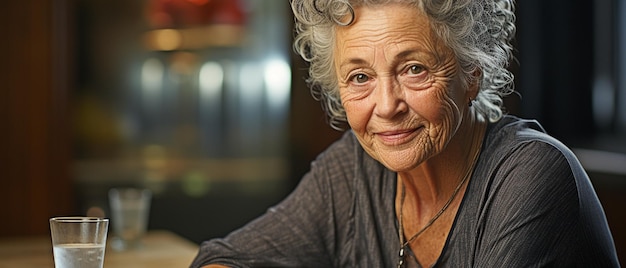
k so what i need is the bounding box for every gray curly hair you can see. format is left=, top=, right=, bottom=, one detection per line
left=291, top=0, right=516, bottom=130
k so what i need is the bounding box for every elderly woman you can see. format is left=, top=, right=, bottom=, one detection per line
left=191, top=0, right=620, bottom=267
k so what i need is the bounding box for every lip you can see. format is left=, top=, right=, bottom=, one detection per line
left=375, top=127, right=421, bottom=145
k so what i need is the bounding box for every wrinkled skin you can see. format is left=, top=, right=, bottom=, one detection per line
left=335, top=4, right=477, bottom=173
left=334, top=4, right=485, bottom=266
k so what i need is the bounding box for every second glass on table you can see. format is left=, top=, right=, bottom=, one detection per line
left=108, top=188, right=152, bottom=251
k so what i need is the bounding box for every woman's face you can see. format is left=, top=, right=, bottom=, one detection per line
left=334, top=4, right=474, bottom=172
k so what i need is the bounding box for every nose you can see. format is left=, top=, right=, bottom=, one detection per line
left=374, top=76, right=407, bottom=118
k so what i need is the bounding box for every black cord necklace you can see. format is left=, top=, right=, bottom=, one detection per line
left=396, top=129, right=483, bottom=268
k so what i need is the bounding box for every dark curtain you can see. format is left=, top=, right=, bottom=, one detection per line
left=515, top=0, right=595, bottom=144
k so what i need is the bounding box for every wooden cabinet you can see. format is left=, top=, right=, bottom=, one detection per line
left=0, top=0, right=75, bottom=237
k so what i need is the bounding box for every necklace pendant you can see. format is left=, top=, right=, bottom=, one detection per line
left=397, top=258, right=405, bottom=268
left=397, top=247, right=405, bottom=268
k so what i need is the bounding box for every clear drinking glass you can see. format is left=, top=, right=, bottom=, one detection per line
left=49, top=217, right=109, bottom=268
left=108, top=188, right=152, bottom=251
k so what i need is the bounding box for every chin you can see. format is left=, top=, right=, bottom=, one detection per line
left=377, top=153, right=422, bottom=172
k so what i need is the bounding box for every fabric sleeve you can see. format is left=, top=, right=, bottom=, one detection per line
left=472, top=140, right=618, bottom=267
left=190, top=138, right=355, bottom=268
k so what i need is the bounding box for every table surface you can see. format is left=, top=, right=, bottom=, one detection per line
left=0, top=230, right=199, bottom=268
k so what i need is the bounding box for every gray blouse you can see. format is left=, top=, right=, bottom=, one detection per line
left=190, top=116, right=620, bottom=267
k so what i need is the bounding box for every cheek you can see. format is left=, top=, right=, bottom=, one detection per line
left=413, top=82, right=463, bottom=141
left=411, top=82, right=461, bottom=122
left=343, top=99, right=372, bottom=131
left=425, top=59, right=467, bottom=128
left=438, top=95, right=462, bottom=139
left=438, top=88, right=462, bottom=121
left=434, top=82, right=466, bottom=136
left=340, top=84, right=377, bottom=131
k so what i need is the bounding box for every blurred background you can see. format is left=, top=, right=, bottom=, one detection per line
left=1, top=0, right=625, bottom=264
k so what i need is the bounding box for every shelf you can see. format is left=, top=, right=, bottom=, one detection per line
left=142, top=24, right=246, bottom=51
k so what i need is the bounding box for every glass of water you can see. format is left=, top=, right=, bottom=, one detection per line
left=49, top=217, right=109, bottom=268
left=108, top=188, right=151, bottom=251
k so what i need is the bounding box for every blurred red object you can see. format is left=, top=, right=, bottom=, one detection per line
left=146, top=0, right=246, bottom=29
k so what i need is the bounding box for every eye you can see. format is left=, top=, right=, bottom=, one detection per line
left=407, top=65, right=426, bottom=75
left=401, top=64, right=430, bottom=90
left=350, top=73, right=370, bottom=84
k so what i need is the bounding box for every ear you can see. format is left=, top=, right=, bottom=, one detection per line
left=467, top=68, right=482, bottom=100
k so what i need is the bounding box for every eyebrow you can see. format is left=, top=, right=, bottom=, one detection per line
left=394, top=49, right=421, bottom=61
left=338, top=57, right=368, bottom=69
left=338, top=48, right=424, bottom=70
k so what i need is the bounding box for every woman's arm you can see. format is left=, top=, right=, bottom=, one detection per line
left=190, top=136, right=357, bottom=268
left=190, top=132, right=362, bottom=268
left=189, top=172, right=334, bottom=267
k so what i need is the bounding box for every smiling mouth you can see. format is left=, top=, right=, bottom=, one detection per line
left=375, top=127, right=422, bottom=145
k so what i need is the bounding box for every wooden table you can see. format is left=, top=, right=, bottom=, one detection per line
left=0, top=230, right=199, bottom=268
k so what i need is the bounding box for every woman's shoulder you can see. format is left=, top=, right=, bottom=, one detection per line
left=475, top=116, right=599, bottom=211
left=482, top=115, right=588, bottom=184
left=485, top=115, right=579, bottom=163
left=486, top=115, right=548, bottom=145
